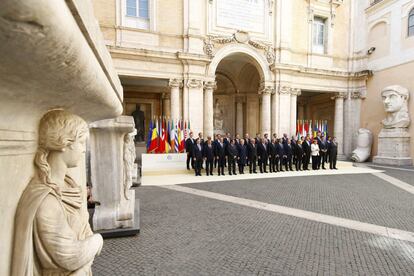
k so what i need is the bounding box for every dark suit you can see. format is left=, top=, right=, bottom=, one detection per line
left=329, top=141, right=338, bottom=169
left=275, top=143, right=284, bottom=172
left=215, top=142, right=226, bottom=175
left=268, top=142, right=277, bottom=172
left=185, top=138, right=195, bottom=169
left=283, top=143, right=294, bottom=171
left=302, top=140, right=311, bottom=170
left=257, top=143, right=268, bottom=173
left=319, top=139, right=328, bottom=169
left=247, top=143, right=257, bottom=173
left=203, top=144, right=215, bottom=175
left=226, top=143, right=238, bottom=175
left=316, top=137, right=323, bottom=168
left=237, top=144, right=248, bottom=174
left=295, top=144, right=304, bottom=171
left=193, top=144, right=203, bottom=176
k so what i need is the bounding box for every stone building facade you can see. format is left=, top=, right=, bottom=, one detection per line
left=92, top=0, right=414, bottom=160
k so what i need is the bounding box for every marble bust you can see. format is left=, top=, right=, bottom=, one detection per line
left=351, top=128, right=373, bottom=163
left=381, top=85, right=410, bottom=128
left=12, top=110, right=103, bottom=275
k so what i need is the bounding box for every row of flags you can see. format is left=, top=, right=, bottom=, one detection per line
left=146, top=118, right=191, bottom=153
left=296, top=119, right=328, bottom=140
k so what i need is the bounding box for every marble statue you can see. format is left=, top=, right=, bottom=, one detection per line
left=381, top=85, right=410, bottom=128
left=214, top=98, right=225, bottom=134
left=374, top=85, right=412, bottom=165
left=131, top=104, right=145, bottom=142
left=351, top=128, right=373, bottom=163
left=12, top=110, right=103, bottom=276
left=123, top=130, right=136, bottom=200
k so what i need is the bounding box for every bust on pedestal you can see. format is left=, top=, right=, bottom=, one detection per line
left=373, top=85, right=412, bottom=166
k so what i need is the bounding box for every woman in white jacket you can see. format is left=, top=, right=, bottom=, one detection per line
left=310, top=139, right=320, bottom=170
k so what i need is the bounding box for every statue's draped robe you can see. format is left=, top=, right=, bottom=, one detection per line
left=12, top=176, right=101, bottom=276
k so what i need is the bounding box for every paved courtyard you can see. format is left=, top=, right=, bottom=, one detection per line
left=93, top=166, right=414, bottom=275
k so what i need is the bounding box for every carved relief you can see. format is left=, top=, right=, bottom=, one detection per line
left=12, top=110, right=103, bottom=275
left=123, top=131, right=136, bottom=200
left=203, top=30, right=275, bottom=65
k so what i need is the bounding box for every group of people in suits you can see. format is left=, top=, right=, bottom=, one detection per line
left=185, top=131, right=339, bottom=176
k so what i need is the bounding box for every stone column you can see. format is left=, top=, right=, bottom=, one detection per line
left=187, top=79, right=204, bottom=134
left=343, top=92, right=352, bottom=157
left=203, top=80, right=216, bottom=138
left=278, top=86, right=291, bottom=136
left=235, top=97, right=244, bottom=135
left=89, top=116, right=139, bottom=235
left=351, top=91, right=364, bottom=151
left=271, top=90, right=279, bottom=136
left=332, top=92, right=346, bottom=157
left=290, top=88, right=301, bottom=137
left=169, top=78, right=182, bottom=121
left=162, top=93, right=171, bottom=118
left=259, top=85, right=273, bottom=135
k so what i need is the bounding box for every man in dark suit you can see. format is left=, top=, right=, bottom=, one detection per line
left=319, top=135, right=328, bottom=169
left=268, top=138, right=278, bottom=173
left=247, top=138, right=258, bottom=174
left=185, top=132, right=195, bottom=170
left=203, top=139, right=215, bottom=176
left=283, top=139, right=294, bottom=171
left=295, top=140, right=304, bottom=171
left=237, top=139, right=248, bottom=174
left=302, top=136, right=311, bottom=170
left=257, top=138, right=269, bottom=173
left=275, top=139, right=284, bottom=172
left=213, top=134, right=222, bottom=168
left=328, top=136, right=338, bottom=169
left=192, top=138, right=203, bottom=176
left=226, top=139, right=238, bottom=175
left=215, top=137, right=226, bottom=175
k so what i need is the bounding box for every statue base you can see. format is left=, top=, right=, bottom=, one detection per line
left=373, top=128, right=412, bottom=166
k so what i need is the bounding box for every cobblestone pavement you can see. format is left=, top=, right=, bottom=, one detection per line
left=184, top=174, right=414, bottom=231
left=379, top=167, right=414, bottom=187
left=93, top=174, right=414, bottom=276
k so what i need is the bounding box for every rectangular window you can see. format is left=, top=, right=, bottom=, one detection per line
left=139, top=0, right=149, bottom=18
left=313, top=17, right=326, bottom=54
left=126, top=0, right=137, bottom=17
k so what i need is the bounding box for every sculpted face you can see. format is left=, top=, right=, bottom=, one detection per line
left=382, top=90, right=405, bottom=113
left=62, top=135, right=87, bottom=168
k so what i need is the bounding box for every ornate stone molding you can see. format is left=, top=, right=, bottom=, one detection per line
left=168, top=78, right=183, bottom=88
left=186, top=79, right=203, bottom=89
left=204, top=81, right=217, bottom=90
left=203, top=31, right=275, bottom=65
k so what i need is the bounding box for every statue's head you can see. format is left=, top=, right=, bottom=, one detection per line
left=381, top=85, right=409, bottom=113
left=35, top=110, right=88, bottom=183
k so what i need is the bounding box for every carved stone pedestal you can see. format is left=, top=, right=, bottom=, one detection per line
left=89, top=116, right=139, bottom=237
left=373, top=128, right=412, bottom=166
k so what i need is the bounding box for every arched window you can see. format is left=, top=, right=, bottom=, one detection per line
left=409, top=8, right=414, bottom=37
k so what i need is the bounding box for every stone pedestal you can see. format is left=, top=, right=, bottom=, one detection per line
left=89, top=116, right=139, bottom=237
left=373, top=128, right=412, bottom=166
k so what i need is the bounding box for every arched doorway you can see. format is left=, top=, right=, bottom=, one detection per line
left=213, top=53, right=262, bottom=136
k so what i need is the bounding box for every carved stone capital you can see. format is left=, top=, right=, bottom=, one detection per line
left=278, top=86, right=292, bottom=95
left=351, top=91, right=366, bottom=99
left=186, top=79, right=203, bottom=89
left=204, top=81, right=217, bottom=90
left=259, top=86, right=275, bottom=95
left=290, top=88, right=301, bottom=96
left=331, top=92, right=347, bottom=100
left=169, top=78, right=183, bottom=88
